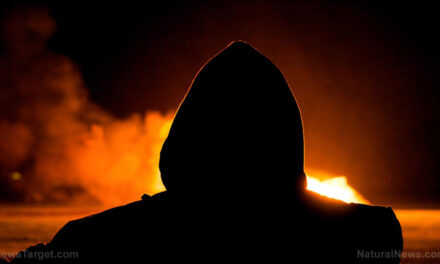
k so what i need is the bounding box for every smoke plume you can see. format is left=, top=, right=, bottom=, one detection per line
left=0, top=7, right=171, bottom=205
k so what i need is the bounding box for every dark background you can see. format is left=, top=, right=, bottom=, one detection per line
left=1, top=0, right=439, bottom=207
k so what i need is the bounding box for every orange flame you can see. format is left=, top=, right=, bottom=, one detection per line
left=152, top=120, right=370, bottom=205
left=305, top=170, right=369, bottom=204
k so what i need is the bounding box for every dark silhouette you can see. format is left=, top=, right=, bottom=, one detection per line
left=11, top=41, right=402, bottom=263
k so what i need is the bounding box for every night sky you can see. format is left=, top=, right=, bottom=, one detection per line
left=1, top=1, right=439, bottom=207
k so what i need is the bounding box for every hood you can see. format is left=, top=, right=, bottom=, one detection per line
left=159, top=41, right=305, bottom=197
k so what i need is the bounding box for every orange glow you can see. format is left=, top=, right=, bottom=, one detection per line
left=69, top=112, right=173, bottom=205
left=306, top=169, right=369, bottom=204
left=0, top=9, right=372, bottom=206
left=11, top=172, right=21, bottom=181
left=146, top=118, right=370, bottom=205
left=149, top=120, right=370, bottom=205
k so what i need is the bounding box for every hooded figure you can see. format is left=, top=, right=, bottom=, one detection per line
left=11, top=41, right=402, bottom=264
left=160, top=41, right=306, bottom=199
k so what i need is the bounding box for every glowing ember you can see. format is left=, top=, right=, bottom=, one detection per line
left=11, top=172, right=21, bottom=181
left=306, top=171, right=369, bottom=204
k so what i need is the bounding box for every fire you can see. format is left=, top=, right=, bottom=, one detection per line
left=73, top=114, right=370, bottom=205
left=0, top=8, right=369, bottom=206
left=305, top=170, right=369, bottom=204
left=150, top=120, right=370, bottom=205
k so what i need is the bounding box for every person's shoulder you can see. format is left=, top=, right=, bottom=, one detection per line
left=303, top=191, right=402, bottom=229
left=301, top=192, right=403, bottom=263
left=50, top=192, right=168, bottom=246
left=346, top=203, right=403, bottom=255
left=78, top=193, right=156, bottom=221
left=301, top=192, right=402, bottom=244
left=347, top=203, right=401, bottom=231
left=9, top=192, right=171, bottom=263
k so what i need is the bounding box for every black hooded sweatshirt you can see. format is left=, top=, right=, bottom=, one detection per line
left=12, top=41, right=403, bottom=264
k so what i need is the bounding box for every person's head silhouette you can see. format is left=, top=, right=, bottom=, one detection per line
left=160, top=41, right=305, bottom=200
